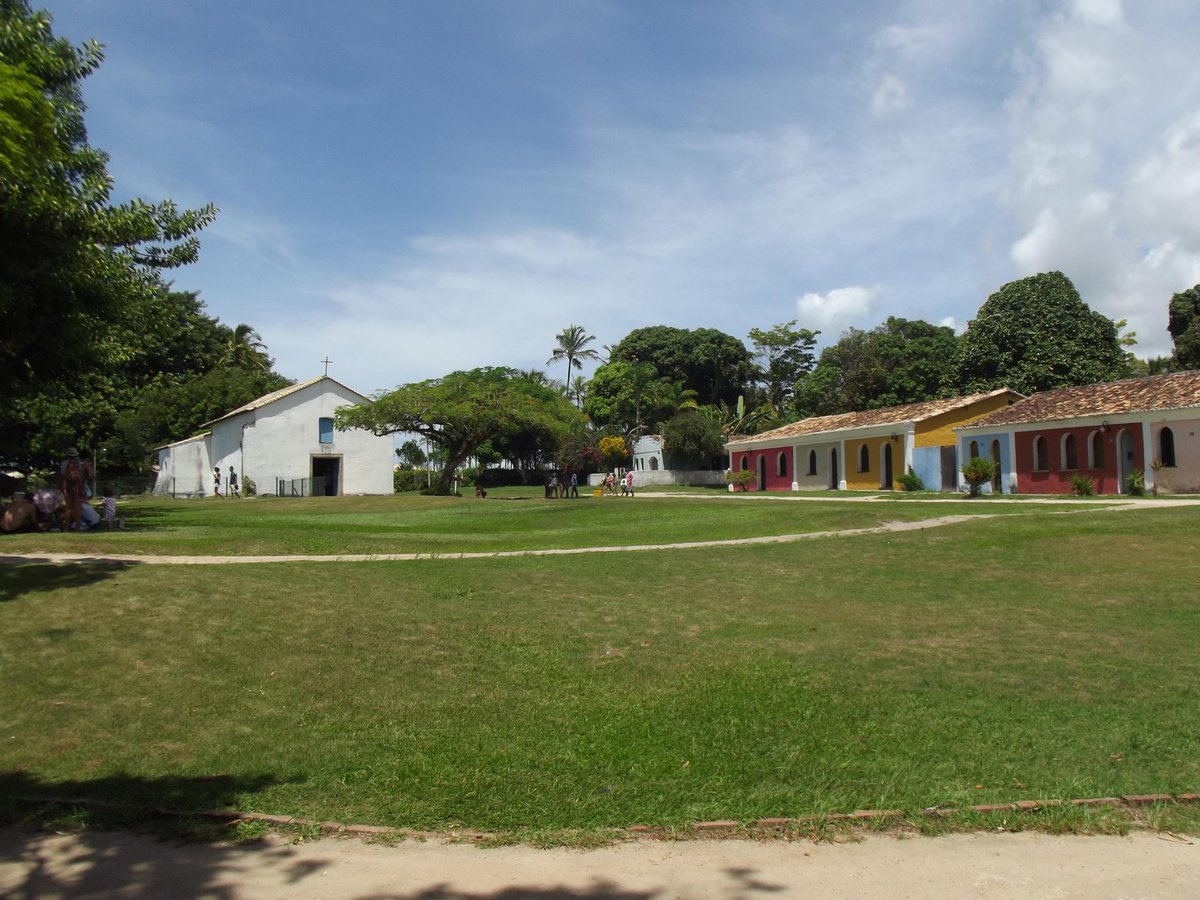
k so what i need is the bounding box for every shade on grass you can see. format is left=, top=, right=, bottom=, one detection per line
left=1, top=505, right=1198, bottom=834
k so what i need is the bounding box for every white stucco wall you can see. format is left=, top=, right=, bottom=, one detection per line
left=153, top=434, right=211, bottom=496
left=228, top=380, right=393, bottom=495
left=1152, top=417, right=1200, bottom=493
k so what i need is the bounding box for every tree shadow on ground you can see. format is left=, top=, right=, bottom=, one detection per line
left=0, top=770, right=316, bottom=900
left=0, top=561, right=133, bottom=602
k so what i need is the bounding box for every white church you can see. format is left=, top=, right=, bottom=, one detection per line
left=153, top=376, right=394, bottom=497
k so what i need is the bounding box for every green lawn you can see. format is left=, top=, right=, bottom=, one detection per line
left=2, top=497, right=1198, bottom=839
left=2, top=491, right=1110, bottom=557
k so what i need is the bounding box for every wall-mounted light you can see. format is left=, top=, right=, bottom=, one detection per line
left=1100, top=421, right=1110, bottom=433
left=890, top=432, right=899, bottom=442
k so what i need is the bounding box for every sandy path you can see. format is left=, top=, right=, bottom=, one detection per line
left=2, top=829, right=1197, bottom=899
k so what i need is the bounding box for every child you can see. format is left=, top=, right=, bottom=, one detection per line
left=101, top=485, right=122, bottom=529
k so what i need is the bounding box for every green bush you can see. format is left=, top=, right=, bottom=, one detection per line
left=724, top=469, right=756, bottom=491
left=1125, top=468, right=1146, bottom=496
left=961, top=456, right=996, bottom=498
left=242, top=476, right=257, bottom=497
left=896, top=467, right=925, bottom=492
left=1069, top=472, right=1095, bottom=496
left=393, top=469, right=425, bottom=493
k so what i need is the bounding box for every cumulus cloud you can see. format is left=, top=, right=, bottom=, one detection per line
left=871, top=74, right=910, bottom=116
left=1005, top=0, right=1200, bottom=358
left=796, top=286, right=878, bottom=331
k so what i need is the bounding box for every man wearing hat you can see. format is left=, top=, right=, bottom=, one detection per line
left=60, top=447, right=93, bottom=533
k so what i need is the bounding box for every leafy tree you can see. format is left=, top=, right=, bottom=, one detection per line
left=748, top=320, right=819, bottom=415
left=547, top=324, right=599, bottom=401
left=1168, top=284, right=1200, bottom=370
left=953, top=272, right=1129, bottom=395
left=794, top=317, right=960, bottom=417
left=610, top=326, right=754, bottom=408
left=961, top=456, right=995, bottom=498
left=598, top=435, right=629, bottom=469
left=1, top=1, right=217, bottom=405
left=660, top=409, right=725, bottom=469
left=336, top=367, right=584, bottom=494
left=395, top=439, right=427, bottom=469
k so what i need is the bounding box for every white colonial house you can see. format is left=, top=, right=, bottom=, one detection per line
left=153, top=376, right=393, bottom=497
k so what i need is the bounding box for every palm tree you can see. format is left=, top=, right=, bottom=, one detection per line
left=547, top=325, right=600, bottom=403
left=220, top=324, right=270, bottom=372
left=569, top=375, right=589, bottom=408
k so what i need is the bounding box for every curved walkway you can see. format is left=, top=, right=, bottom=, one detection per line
left=2, top=496, right=1195, bottom=567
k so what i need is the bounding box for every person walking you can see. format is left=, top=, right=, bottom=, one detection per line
left=624, top=470, right=635, bottom=496
left=59, top=448, right=92, bottom=531
left=228, top=466, right=240, bottom=498
left=213, top=466, right=223, bottom=498
left=569, top=471, right=579, bottom=498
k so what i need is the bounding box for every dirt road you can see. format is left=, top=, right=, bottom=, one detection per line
left=2, top=829, right=1197, bottom=898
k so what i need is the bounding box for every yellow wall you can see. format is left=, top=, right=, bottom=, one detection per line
left=915, top=393, right=1014, bottom=448
left=844, top=436, right=901, bottom=490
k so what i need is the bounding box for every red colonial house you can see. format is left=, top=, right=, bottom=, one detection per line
left=957, top=370, right=1200, bottom=495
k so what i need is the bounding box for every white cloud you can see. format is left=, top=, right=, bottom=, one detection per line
left=871, top=74, right=910, bottom=117
left=1070, top=0, right=1124, bottom=27
left=796, top=286, right=878, bottom=331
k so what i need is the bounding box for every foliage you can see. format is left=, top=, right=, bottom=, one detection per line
left=1069, top=473, right=1096, bottom=496
left=794, top=317, right=961, bottom=417
left=1125, top=468, right=1146, bottom=496
left=954, top=272, right=1129, bottom=395
left=0, top=1, right=217, bottom=407
left=583, top=359, right=661, bottom=431
left=395, top=440, right=427, bottom=469
left=610, top=326, right=754, bottom=408
left=241, top=475, right=256, bottom=497
left=961, top=456, right=996, bottom=498
left=724, top=468, right=756, bottom=491
left=896, top=467, right=925, bottom=492
left=393, top=468, right=424, bottom=493
left=747, top=320, right=819, bottom=415
left=597, top=435, right=629, bottom=468
left=1168, top=284, right=1200, bottom=370
left=660, top=409, right=725, bottom=469
left=547, top=325, right=599, bottom=398
left=336, top=367, right=585, bottom=494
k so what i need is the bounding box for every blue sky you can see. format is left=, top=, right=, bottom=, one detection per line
left=49, top=0, right=1200, bottom=394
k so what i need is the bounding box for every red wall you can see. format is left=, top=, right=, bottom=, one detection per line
left=1013, top=425, right=1142, bottom=495
left=730, top=449, right=794, bottom=491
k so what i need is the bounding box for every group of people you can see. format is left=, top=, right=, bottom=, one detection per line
left=0, top=447, right=122, bottom=533
left=602, top=471, right=636, bottom=496
left=544, top=470, right=580, bottom=499
left=213, top=465, right=240, bottom=498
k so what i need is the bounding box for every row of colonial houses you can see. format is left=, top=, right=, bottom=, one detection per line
left=725, top=370, right=1200, bottom=496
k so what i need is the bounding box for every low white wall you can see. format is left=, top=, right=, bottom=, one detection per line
left=587, top=470, right=725, bottom=488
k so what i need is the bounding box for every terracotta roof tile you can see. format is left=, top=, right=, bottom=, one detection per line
left=727, top=389, right=1016, bottom=447
left=969, top=370, right=1200, bottom=427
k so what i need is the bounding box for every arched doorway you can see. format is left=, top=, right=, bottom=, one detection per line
left=881, top=443, right=894, bottom=490
left=829, top=448, right=839, bottom=490
left=1117, top=429, right=1135, bottom=492
left=990, top=440, right=1002, bottom=493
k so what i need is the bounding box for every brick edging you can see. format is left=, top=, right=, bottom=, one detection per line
left=20, top=792, right=1200, bottom=840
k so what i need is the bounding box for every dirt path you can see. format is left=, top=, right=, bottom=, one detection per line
left=2, top=829, right=1197, bottom=898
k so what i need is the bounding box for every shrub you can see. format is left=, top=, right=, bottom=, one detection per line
left=724, top=469, right=756, bottom=491
left=1125, top=468, right=1145, bottom=496
left=896, top=467, right=925, bottom=492
left=1069, top=472, right=1095, bottom=496
left=242, top=476, right=257, bottom=497
left=393, top=469, right=424, bottom=493
left=961, top=456, right=996, bottom=498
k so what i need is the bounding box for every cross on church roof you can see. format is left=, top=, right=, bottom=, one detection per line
left=321, top=356, right=333, bottom=376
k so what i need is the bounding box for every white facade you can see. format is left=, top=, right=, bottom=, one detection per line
left=154, top=377, right=394, bottom=496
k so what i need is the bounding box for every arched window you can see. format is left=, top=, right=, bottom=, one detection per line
left=1032, top=435, right=1047, bottom=471
left=1088, top=431, right=1104, bottom=468
left=1062, top=433, right=1078, bottom=470
left=649, top=456, right=659, bottom=470
left=777, top=452, right=788, bottom=478
left=858, top=444, right=870, bottom=473
left=1160, top=427, right=1176, bottom=467
left=807, top=449, right=817, bottom=476
left=740, top=455, right=749, bottom=471
left=969, top=440, right=979, bottom=459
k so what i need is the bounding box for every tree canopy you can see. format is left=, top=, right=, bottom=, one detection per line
left=1168, top=284, right=1200, bottom=370
left=747, top=320, right=819, bottom=415
left=953, top=271, right=1129, bottom=396
left=336, top=367, right=585, bottom=494
left=794, top=317, right=960, bottom=417
left=609, top=326, right=754, bottom=408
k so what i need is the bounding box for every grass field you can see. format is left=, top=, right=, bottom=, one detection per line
left=2, top=493, right=1199, bottom=840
